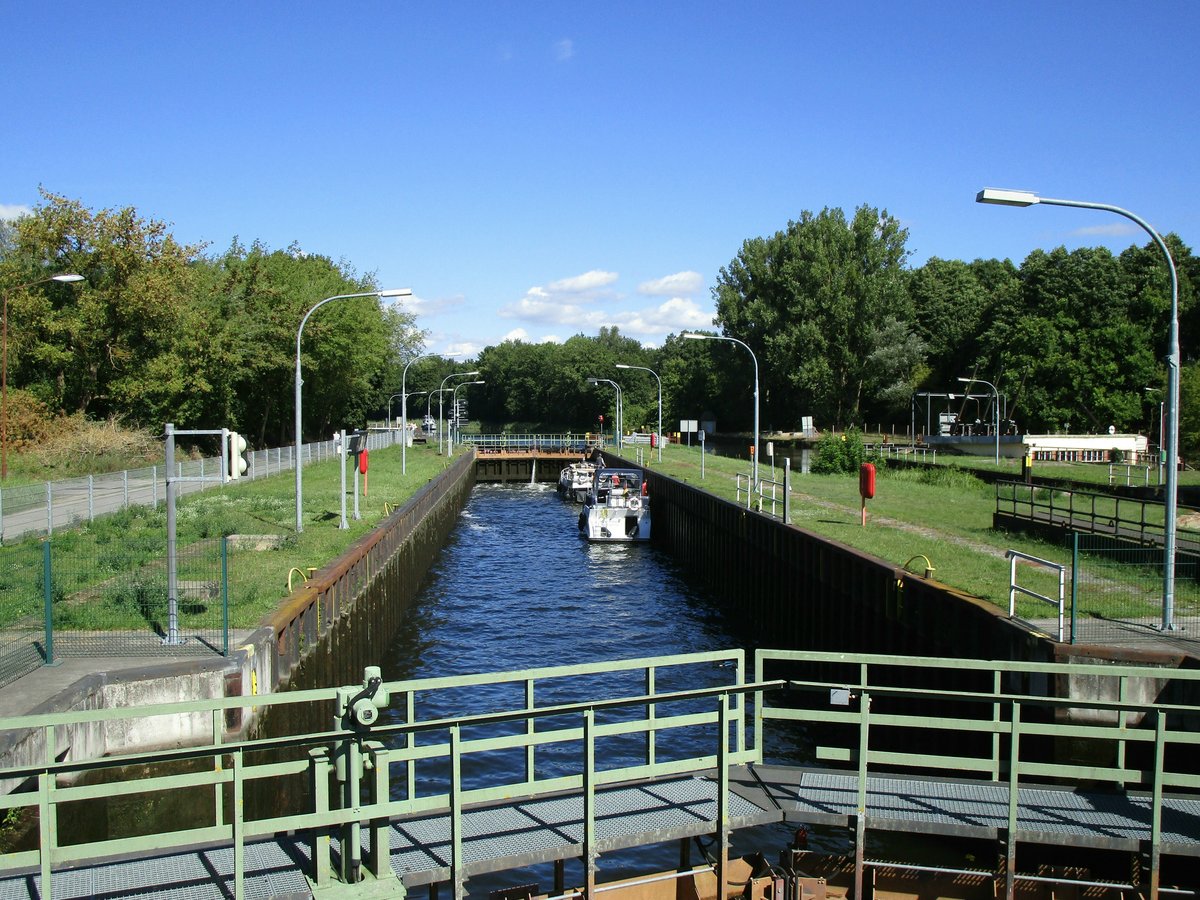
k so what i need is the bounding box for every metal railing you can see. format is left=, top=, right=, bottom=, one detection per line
left=756, top=649, right=1200, bottom=900
left=735, top=462, right=791, bottom=523
left=3, top=649, right=1199, bottom=898
left=1005, top=549, right=1066, bottom=641
left=0, top=431, right=400, bottom=544
left=458, top=433, right=601, bottom=453
left=863, top=444, right=938, bottom=463
left=0, top=649, right=754, bottom=899
left=995, top=480, right=1200, bottom=555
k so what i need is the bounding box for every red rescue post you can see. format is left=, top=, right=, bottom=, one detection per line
left=359, top=448, right=369, bottom=495
left=859, top=462, right=875, bottom=526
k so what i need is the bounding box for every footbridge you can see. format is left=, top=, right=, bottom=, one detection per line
left=458, top=433, right=604, bottom=483
left=1, top=650, right=1198, bottom=900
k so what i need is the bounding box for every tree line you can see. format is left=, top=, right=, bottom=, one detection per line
left=3, top=192, right=1197, bottom=457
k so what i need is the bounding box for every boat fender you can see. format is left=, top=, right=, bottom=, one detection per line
left=627, top=496, right=641, bottom=511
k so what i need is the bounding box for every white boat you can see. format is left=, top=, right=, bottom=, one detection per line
left=558, top=461, right=596, bottom=502
left=578, top=467, right=650, bottom=542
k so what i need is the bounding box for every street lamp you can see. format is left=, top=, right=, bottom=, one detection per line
left=2, top=273, right=85, bottom=480
left=587, top=377, right=623, bottom=451
left=956, top=377, right=1000, bottom=466
left=439, top=371, right=480, bottom=455
left=449, top=380, right=484, bottom=452
left=682, top=332, right=759, bottom=487
left=401, top=352, right=462, bottom=475
left=294, top=288, right=411, bottom=533
left=977, top=187, right=1180, bottom=630
left=616, top=363, right=662, bottom=462
left=389, top=390, right=427, bottom=430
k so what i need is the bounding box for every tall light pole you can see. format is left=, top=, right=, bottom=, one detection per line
left=390, top=391, right=427, bottom=430
left=294, top=288, right=411, bottom=533
left=2, top=273, right=85, bottom=480
left=977, top=187, right=1180, bottom=630
left=449, top=380, right=484, bottom=452
left=683, top=332, right=759, bottom=487
left=587, top=378, right=623, bottom=451
left=956, top=376, right=1000, bottom=466
left=401, top=352, right=462, bottom=474
left=616, top=363, right=662, bottom=462
left=439, top=371, right=480, bottom=455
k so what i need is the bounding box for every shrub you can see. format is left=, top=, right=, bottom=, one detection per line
left=812, top=429, right=867, bottom=475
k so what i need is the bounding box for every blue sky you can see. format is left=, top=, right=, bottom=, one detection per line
left=3, top=2, right=1197, bottom=356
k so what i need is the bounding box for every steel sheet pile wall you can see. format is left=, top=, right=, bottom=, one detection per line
left=648, top=470, right=1048, bottom=662
left=264, top=452, right=476, bottom=693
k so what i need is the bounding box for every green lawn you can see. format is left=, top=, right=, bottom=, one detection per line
left=0, top=441, right=454, bottom=631
left=644, top=445, right=1196, bottom=623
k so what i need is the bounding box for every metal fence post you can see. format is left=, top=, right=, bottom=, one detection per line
left=43, top=540, right=54, bottom=666
left=88, top=475, right=94, bottom=522
left=46, top=481, right=52, bottom=536
left=784, top=457, right=791, bottom=524
left=1071, top=533, right=1079, bottom=644
left=222, top=536, right=230, bottom=657
left=123, top=469, right=129, bottom=508
left=152, top=465, right=158, bottom=509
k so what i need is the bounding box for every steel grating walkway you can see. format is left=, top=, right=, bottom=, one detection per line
left=3, top=765, right=1198, bottom=898
left=747, top=764, right=1200, bottom=855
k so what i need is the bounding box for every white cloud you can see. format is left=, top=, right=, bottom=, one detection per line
left=547, top=270, right=617, bottom=293
left=502, top=328, right=529, bottom=342
left=400, top=292, right=465, bottom=317
left=638, top=271, right=704, bottom=296
left=444, top=340, right=484, bottom=359
left=538, top=334, right=563, bottom=344
left=0, top=203, right=32, bottom=221
left=554, top=38, right=574, bottom=61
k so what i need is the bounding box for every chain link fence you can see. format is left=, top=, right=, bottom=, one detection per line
left=0, top=537, right=232, bottom=687
left=0, top=431, right=399, bottom=544
left=1068, top=531, right=1200, bottom=646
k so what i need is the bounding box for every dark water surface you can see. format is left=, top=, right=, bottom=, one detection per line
left=376, top=482, right=805, bottom=896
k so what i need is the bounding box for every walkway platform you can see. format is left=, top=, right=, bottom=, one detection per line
left=4, top=764, right=1196, bottom=899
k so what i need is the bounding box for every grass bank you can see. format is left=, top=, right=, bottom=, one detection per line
left=643, top=445, right=1197, bottom=623
left=0, top=441, right=453, bottom=630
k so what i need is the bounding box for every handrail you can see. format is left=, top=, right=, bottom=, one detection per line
left=995, top=480, right=1200, bottom=554
left=0, top=649, right=753, bottom=894
left=1005, top=549, right=1067, bottom=641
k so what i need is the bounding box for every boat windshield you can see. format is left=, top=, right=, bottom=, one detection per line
left=594, top=468, right=642, bottom=492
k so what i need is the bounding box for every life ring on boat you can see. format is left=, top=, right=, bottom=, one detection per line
left=627, top=496, right=641, bottom=511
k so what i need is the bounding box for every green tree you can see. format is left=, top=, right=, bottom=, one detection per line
left=5, top=191, right=205, bottom=426
left=712, top=205, right=913, bottom=430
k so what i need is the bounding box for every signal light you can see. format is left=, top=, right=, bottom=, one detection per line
left=228, top=431, right=248, bottom=480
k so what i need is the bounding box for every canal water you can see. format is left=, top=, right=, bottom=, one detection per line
left=375, top=481, right=807, bottom=896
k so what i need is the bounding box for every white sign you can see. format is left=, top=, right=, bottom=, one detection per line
left=680, top=419, right=698, bottom=432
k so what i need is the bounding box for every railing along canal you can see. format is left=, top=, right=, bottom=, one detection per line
left=995, top=480, right=1200, bottom=554
left=0, top=649, right=760, bottom=900
left=4, top=649, right=1200, bottom=898
left=459, top=433, right=600, bottom=453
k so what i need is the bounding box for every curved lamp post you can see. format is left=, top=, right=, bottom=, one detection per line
left=977, top=187, right=1180, bottom=631
left=3, top=273, right=85, bottom=480
left=449, top=380, right=484, bottom=452
left=401, top=352, right=462, bottom=474
left=390, top=389, right=427, bottom=433
left=682, top=332, right=759, bottom=487
left=616, top=363, right=662, bottom=462
left=294, top=288, right=411, bottom=533
left=439, top=371, right=480, bottom=454
left=956, top=376, right=1000, bottom=466
left=587, top=377, right=623, bottom=451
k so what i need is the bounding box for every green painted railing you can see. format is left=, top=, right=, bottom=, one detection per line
left=755, top=650, right=1200, bottom=900
left=0, top=649, right=755, bottom=899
